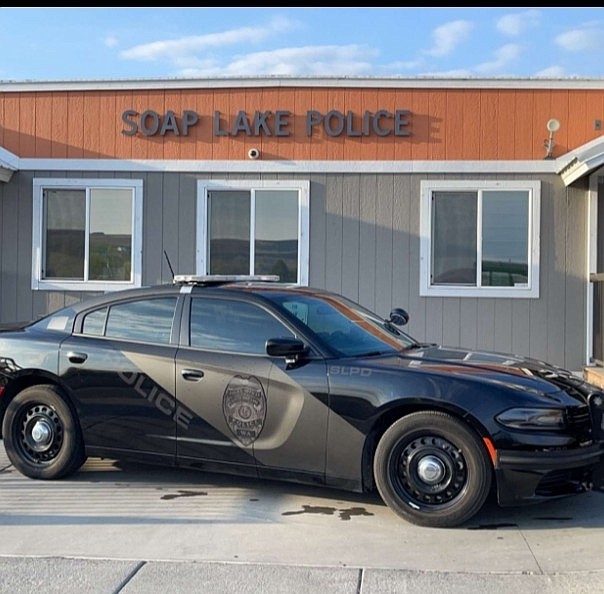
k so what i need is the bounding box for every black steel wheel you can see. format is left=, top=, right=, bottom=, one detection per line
left=2, top=385, right=85, bottom=479
left=374, top=411, right=492, bottom=528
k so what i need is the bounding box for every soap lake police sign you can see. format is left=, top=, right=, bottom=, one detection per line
left=121, top=109, right=411, bottom=137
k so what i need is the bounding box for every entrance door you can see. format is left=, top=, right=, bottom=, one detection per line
left=591, top=178, right=604, bottom=364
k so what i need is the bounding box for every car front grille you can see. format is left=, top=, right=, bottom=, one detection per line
left=535, top=466, right=594, bottom=498
left=587, top=392, right=604, bottom=441
left=565, top=404, right=593, bottom=443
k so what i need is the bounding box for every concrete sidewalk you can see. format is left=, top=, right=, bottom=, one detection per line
left=1, top=447, right=604, bottom=593
left=1, top=556, right=604, bottom=594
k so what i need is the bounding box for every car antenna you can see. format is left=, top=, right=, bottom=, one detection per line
left=163, top=250, right=175, bottom=280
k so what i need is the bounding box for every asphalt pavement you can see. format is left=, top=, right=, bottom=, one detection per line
left=1, top=443, right=604, bottom=593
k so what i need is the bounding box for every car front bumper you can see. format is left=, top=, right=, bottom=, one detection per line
left=495, top=443, right=604, bottom=507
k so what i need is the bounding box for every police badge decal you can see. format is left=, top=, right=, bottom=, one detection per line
left=222, top=375, right=267, bottom=446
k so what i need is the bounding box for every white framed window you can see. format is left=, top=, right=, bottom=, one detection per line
left=420, top=180, right=540, bottom=298
left=196, top=180, right=310, bottom=285
left=32, top=178, right=143, bottom=291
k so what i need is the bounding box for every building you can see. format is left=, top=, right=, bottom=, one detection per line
left=1, top=76, right=604, bottom=377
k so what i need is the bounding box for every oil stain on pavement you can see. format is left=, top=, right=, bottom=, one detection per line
left=282, top=505, right=374, bottom=520
left=160, top=490, right=208, bottom=500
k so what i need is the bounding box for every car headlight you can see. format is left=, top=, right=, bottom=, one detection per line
left=495, top=407, right=565, bottom=430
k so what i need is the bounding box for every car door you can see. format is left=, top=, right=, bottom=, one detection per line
left=256, top=355, right=329, bottom=481
left=175, top=294, right=328, bottom=480
left=59, top=296, right=180, bottom=462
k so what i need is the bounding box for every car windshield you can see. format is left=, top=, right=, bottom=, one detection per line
left=264, top=291, right=417, bottom=357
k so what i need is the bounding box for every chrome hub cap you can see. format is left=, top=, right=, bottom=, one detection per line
left=19, top=404, right=64, bottom=462
left=417, top=455, right=446, bottom=484
left=31, top=420, right=53, bottom=446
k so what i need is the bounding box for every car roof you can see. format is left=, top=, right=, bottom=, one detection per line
left=173, top=274, right=281, bottom=286
left=48, top=276, right=325, bottom=319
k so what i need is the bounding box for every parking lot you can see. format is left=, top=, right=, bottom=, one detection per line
left=1, top=442, right=604, bottom=593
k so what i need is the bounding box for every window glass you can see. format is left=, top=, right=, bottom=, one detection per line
left=267, top=292, right=416, bottom=357
left=104, top=298, right=177, bottom=344
left=89, top=188, right=133, bottom=281
left=199, top=181, right=309, bottom=285
left=255, top=190, right=299, bottom=282
left=481, top=191, right=528, bottom=286
left=432, top=191, right=477, bottom=285
left=82, top=308, right=107, bottom=335
left=208, top=190, right=250, bottom=275
left=190, top=298, right=294, bottom=354
left=420, top=180, right=539, bottom=298
left=32, top=178, right=143, bottom=291
left=30, top=309, right=76, bottom=333
left=43, top=189, right=86, bottom=279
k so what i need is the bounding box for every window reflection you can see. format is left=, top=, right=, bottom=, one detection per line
left=43, top=189, right=86, bottom=279
left=255, top=190, right=298, bottom=282
left=207, top=189, right=299, bottom=282
left=103, top=298, right=177, bottom=344
left=42, top=187, right=134, bottom=282
left=482, top=191, right=528, bottom=286
left=208, top=191, right=250, bottom=275
left=432, top=189, right=529, bottom=287
left=89, top=189, right=133, bottom=281
left=190, top=298, right=293, bottom=354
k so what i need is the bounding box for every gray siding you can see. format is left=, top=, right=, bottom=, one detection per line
left=0, top=169, right=589, bottom=371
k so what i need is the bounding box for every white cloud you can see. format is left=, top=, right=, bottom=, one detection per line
left=386, top=58, right=426, bottom=72
left=496, top=10, right=540, bottom=36
left=178, top=45, right=379, bottom=77
left=555, top=26, right=604, bottom=52
left=474, top=43, right=522, bottom=75
left=120, top=16, right=296, bottom=62
left=418, top=68, right=474, bottom=78
left=103, top=35, right=119, bottom=49
left=534, top=65, right=567, bottom=77
left=423, top=20, right=473, bottom=58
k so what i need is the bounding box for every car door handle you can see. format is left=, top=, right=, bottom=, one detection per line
left=67, top=351, right=88, bottom=364
left=181, top=368, right=204, bottom=381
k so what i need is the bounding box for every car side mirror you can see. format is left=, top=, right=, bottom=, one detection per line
left=266, top=337, right=308, bottom=366
left=388, top=308, right=409, bottom=326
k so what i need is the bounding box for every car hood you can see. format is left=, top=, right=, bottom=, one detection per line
left=365, top=343, right=589, bottom=397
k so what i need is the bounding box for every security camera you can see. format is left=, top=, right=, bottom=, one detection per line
left=248, top=148, right=260, bottom=160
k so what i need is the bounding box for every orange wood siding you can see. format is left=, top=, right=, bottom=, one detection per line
left=51, top=92, right=68, bottom=158
left=514, top=90, right=533, bottom=160
left=479, top=91, right=499, bottom=159
left=67, top=92, right=84, bottom=159
left=1, top=86, right=603, bottom=160
left=410, top=90, right=429, bottom=161
left=19, top=92, right=36, bottom=157
left=497, top=90, right=515, bottom=159
left=34, top=92, right=53, bottom=157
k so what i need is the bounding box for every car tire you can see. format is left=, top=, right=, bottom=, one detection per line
left=374, top=410, right=492, bottom=528
left=2, top=385, right=86, bottom=480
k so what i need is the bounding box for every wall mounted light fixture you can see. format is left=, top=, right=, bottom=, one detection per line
left=544, top=118, right=560, bottom=159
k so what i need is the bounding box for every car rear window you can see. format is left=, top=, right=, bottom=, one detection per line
left=82, top=297, right=178, bottom=344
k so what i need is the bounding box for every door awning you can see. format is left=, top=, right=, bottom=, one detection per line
left=557, top=135, right=604, bottom=186
left=0, top=146, right=17, bottom=182
left=0, top=159, right=16, bottom=182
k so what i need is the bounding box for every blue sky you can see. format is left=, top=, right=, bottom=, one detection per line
left=1, top=7, right=603, bottom=81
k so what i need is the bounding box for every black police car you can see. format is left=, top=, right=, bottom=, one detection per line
left=1, top=275, right=603, bottom=528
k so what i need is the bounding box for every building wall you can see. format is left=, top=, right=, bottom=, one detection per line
left=1, top=85, right=603, bottom=161
left=0, top=168, right=588, bottom=371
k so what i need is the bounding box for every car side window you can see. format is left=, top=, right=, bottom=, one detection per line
left=82, top=297, right=178, bottom=344
left=82, top=308, right=107, bottom=335
left=190, top=297, right=294, bottom=354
